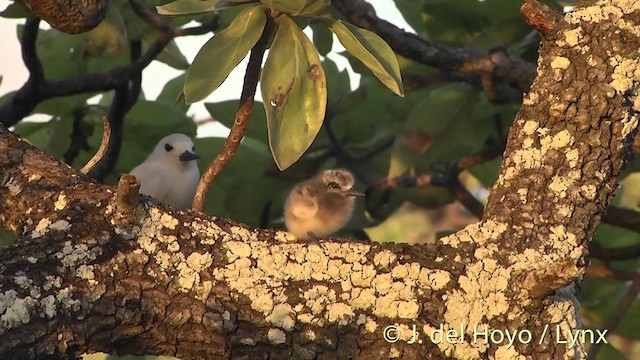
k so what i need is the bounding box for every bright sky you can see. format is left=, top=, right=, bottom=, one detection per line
left=0, top=0, right=414, bottom=136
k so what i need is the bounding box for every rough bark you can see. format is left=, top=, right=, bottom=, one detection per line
left=23, top=0, right=109, bottom=34
left=1, top=0, right=640, bottom=359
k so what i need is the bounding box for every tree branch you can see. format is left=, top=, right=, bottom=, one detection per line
left=331, top=0, right=536, bottom=101
left=0, top=15, right=217, bottom=127
left=192, top=15, right=275, bottom=212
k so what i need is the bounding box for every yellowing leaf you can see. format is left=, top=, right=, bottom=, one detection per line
left=260, top=0, right=329, bottom=16
left=322, top=19, right=404, bottom=97
left=157, top=0, right=245, bottom=15
left=183, top=5, right=266, bottom=104
left=261, top=15, right=327, bottom=170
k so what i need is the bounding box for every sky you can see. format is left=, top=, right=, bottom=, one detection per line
left=0, top=0, right=414, bottom=137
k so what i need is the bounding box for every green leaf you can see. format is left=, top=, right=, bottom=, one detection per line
left=311, top=23, right=333, bottom=56
left=0, top=2, right=30, bottom=18
left=322, top=18, right=403, bottom=97
left=261, top=15, right=327, bottom=170
left=144, top=35, right=189, bottom=70
left=184, top=6, right=267, bottom=104
left=157, top=73, right=190, bottom=112
left=156, top=0, right=246, bottom=16
left=260, top=0, right=329, bottom=16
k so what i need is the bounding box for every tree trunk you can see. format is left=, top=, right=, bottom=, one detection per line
left=1, top=0, right=640, bottom=359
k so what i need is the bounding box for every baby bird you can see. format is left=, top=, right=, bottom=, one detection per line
left=129, top=133, right=200, bottom=209
left=284, top=169, right=364, bottom=240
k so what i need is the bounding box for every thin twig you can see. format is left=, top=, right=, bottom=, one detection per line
left=80, top=116, right=111, bottom=174
left=87, top=41, right=143, bottom=182
left=587, top=275, right=640, bottom=359
left=192, top=15, right=275, bottom=212
left=0, top=13, right=217, bottom=127
left=603, top=206, right=640, bottom=234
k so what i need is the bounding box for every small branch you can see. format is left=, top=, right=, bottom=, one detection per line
left=80, top=116, right=111, bottom=175
left=331, top=0, right=536, bottom=99
left=520, top=0, right=568, bottom=37
left=0, top=13, right=217, bottom=127
left=22, top=18, right=44, bottom=81
left=602, top=206, right=640, bottom=234
left=589, top=241, right=640, bottom=261
left=86, top=41, right=143, bottom=182
left=128, top=0, right=172, bottom=33
left=192, top=16, right=274, bottom=212
left=587, top=276, right=640, bottom=359
left=585, top=263, right=640, bottom=281
left=403, top=72, right=473, bottom=92
left=115, top=174, right=140, bottom=216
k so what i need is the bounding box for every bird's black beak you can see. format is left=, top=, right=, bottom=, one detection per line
left=345, top=189, right=365, bottom=197
left=179, top=151, right=200, bottom=162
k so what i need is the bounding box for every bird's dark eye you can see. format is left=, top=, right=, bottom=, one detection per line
left=164, top=143, right=173, bottom=152
left=192, top=145, right=195, bottom=152
left=328, top=182, right=340, bottom=189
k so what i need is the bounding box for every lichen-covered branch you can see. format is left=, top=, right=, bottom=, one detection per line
left=1, top=1, right=640, bottom=359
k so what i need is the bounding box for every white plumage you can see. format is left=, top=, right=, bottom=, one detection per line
left=129, top=133, right=200, bottom=209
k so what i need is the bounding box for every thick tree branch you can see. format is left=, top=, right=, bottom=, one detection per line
left=331, top=0, right=537, bottom=101
left=192, top=16, right=275, bottom=212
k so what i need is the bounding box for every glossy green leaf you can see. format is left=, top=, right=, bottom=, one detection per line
left=322, top=18, right=403, bottom=97
left=261, top=15, right=327, bottom=170
left=156, top=0, right=246, bottom=15
left=260, top=0, right=329, bottom=16
left=184, top=6, right=267, bottom=104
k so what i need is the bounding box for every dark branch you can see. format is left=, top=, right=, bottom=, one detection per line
left=602, top=206, right=640, bottom=233
left=192, top=15, right=275, bottom=212
left=589, top=241, right=640, bottom=261
left=87, top=41, right=143, bottom=182
left=0, top=13, right=216, bottom=128
left=331, top=0, right=536, bottom=100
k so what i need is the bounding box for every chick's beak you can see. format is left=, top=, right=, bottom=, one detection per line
left=179, top=151, right=200, bottom=162
left=344, top=189, right=365, bottom=197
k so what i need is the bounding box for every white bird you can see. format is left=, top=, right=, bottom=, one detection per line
left=129, top=133, right=200, bottom=209
left=284, top=169, right=364, bottom=240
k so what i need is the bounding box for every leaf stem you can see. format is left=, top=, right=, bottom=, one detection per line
left=191, top=14, right=275, bottom=212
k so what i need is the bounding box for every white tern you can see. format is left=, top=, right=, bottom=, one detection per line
left=130, top=133, right=200, bottom=209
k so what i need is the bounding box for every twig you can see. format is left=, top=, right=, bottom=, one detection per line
left=587, top=272, right=640, bottom=359
left=331, top=0, right=536, bottom=100
left=585, top=263, right=640, bottom=281
left=192, top=15, right=275, bottom=212
left=80, top=116, right=111, bottom=174
left=403, top=72, right=474, bottom=92
left=64, top=106, right=96, bottom=165
left=589, top=241, right=640, bottom=261
left=87, top=41, right=143, bottom=182
left=0, top=14, right=217, bottom=127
